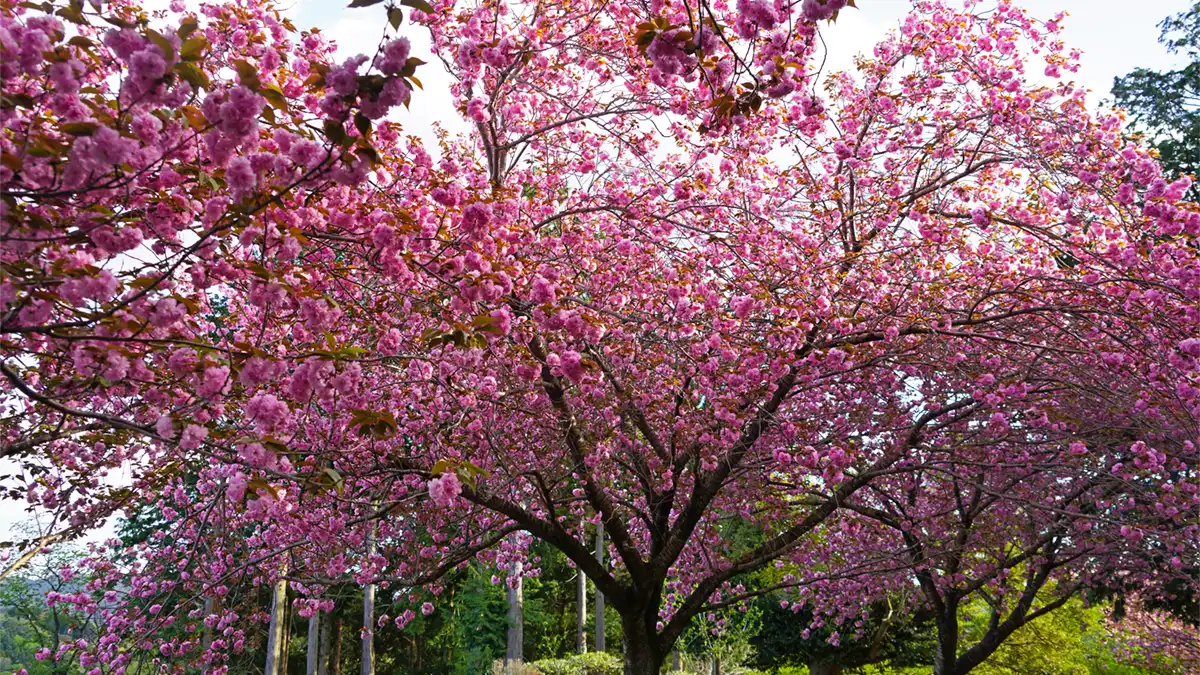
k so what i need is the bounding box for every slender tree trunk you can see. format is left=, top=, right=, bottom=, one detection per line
left=710, top=657, right=720, bottom=675
left=506, top=558, right=524, bottom=672
left=265, top=565, right=290, bottom=675
left=809, top=662, right=843, bottom=675
left=671, top=650, right=681, bottom=673
left=361, top=522, right=378, bottom=675
left=595, top=526, right=605, bottom=652
left=576, top=522, right=588, bottom=654
left=201, top=596, right=215, bottom=654
left=282, top=601, right=292, bottom=675
left=307, top=606, right=322, bottom=675
left=327, top=613, right=342, bottom=675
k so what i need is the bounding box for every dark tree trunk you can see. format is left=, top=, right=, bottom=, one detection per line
left=621, top=613, right=664, bottom=675
left=327, top=614, right=342, bottom=675
left=933, top=607, right=959, bottom=675
left=595, top=527, right=606, bottom=652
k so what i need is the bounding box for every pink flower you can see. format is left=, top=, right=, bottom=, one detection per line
left=559, top=350, right=586, bottom=382
left=530, top=277, right=557, bottom=305
left=245, top=393, right=290, bottom=434
left=428, top=472, right=462, bottom=507
left=1180, top=338, right=1200, bottom=358
left=466, top=97, right=490, bottom=123
left=377, top=328, right=403, bottom=355
left=421, top=602, right=434, bottom=615
left=155, top=415, right=175, bottom=439
left=731, top=295, right=754, bottom=319
left=376, top=38, right=411, bottom=75
left=489, top=307, right=513, bottom=335
left=288, top=140, right=325, bottom=169
left=197, top=366, right=230, bottom=399
left=227, top=472, right=248, bottom=502
left=180, top=424, right=208, bottom=450
left=372, top=223, right=395, bottom=248
left=461, top=202, right=492, bottom=237
left=801, top=0, right=847, bottom=22
left=394, top=609, right=416, bottom=629
left=238, top=356, right=279, bottom=387
left=226, top=156, right=256, bottom=193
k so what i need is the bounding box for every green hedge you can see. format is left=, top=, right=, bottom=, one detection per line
left=528, top=652, right=623, bottom=675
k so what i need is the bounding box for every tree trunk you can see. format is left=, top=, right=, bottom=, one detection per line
left=201, top=596, right=215, bottom=654
left=809, top=662, right=843, bottom=675
left=933, top=607, right=959, bottom=675
left=710, top=657, right=720, bottom=675
left=621, top=613, right=664, bottom=675
left=671, top=650, right=681, bottom=673
left=307, top=607, right=322, bottom=675
left=576, top=553, right=588, bottom=653
left=595, top=526, right=606, bottom=652
left=327, top=613, right=342, bottom=675
left=506, top=558, right=524, bottom=672
left=265, top=568, right=289, bottom=675
left=282, top=601, right=292, bottom=675
left=361, top=522, right=378, bottom=675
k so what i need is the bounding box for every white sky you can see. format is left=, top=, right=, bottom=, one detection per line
left=1, top=0, right=1191, bottom=545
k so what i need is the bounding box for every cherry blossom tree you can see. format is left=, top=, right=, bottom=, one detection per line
left=2, top=0, right=1198, bottom=674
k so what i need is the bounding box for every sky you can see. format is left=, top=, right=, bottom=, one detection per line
left=282, top=0, right=1195, bottom=150
left=1, top=0, right=1193, bottom=547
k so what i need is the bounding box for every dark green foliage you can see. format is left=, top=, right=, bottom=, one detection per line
left=1113, top=2, right=1200, bottom=200
left=751, top=596, right=936, bottom=673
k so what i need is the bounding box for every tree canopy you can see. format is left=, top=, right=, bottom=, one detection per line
left=1, top=0, right=1198, bottom=674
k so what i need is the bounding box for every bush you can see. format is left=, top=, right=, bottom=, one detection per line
left=528, top=652, right=623, bottom=675
left=489, top=660, right=542, bottom=675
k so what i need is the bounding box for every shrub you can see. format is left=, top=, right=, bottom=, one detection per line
left=528, top=652, right=623, bottom=675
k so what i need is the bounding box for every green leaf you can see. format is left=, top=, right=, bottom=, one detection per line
left=388, top=6, right=403, bottom=29
left=400, top=0, right=435, bottom=14
left=177, top=16, right=199, bottom=39
left=430, top=459, right=456, bottom=476
left=354, top=111, right=372, bottom=138
left=261, top=83, right=289, bottom=111
left=347, top=0, right=385, bottom=6
left=61, top=121, right=99, bottom=136
left=175, top=62, right=209, bottom=90
left=323, top=119, right=349, bottom=146
left=323, top=467, right=345, bottom=495
left=145, top=29, right=175, bottom=62
left=233, top=60, right=261, bottom=91
left=180, top=35, right=207, bottom=61
left=55, top=5, right=87, bottom=24
left=354, top=145, right=381, bottom=168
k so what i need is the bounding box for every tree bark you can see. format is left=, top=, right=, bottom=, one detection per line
left=932, top=604, right=960, bottom=675
left=327, top=613, right=342, bottom=675
left=307, top=606, right=322, bottom=675
left=506, top=558, right=525, bottom=672
left=595, top=526, right=606, bottom=652
left=201, top=596, right=215, bottom=654
left=265, top=566, right=290, bottom=675
left=577, top=524, right=588, bottom=654
left=361, top=522, right=378, bottom=675
left=621, top=612, right=664, bottom=675
left=282, top=601, right=292, bottom=675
